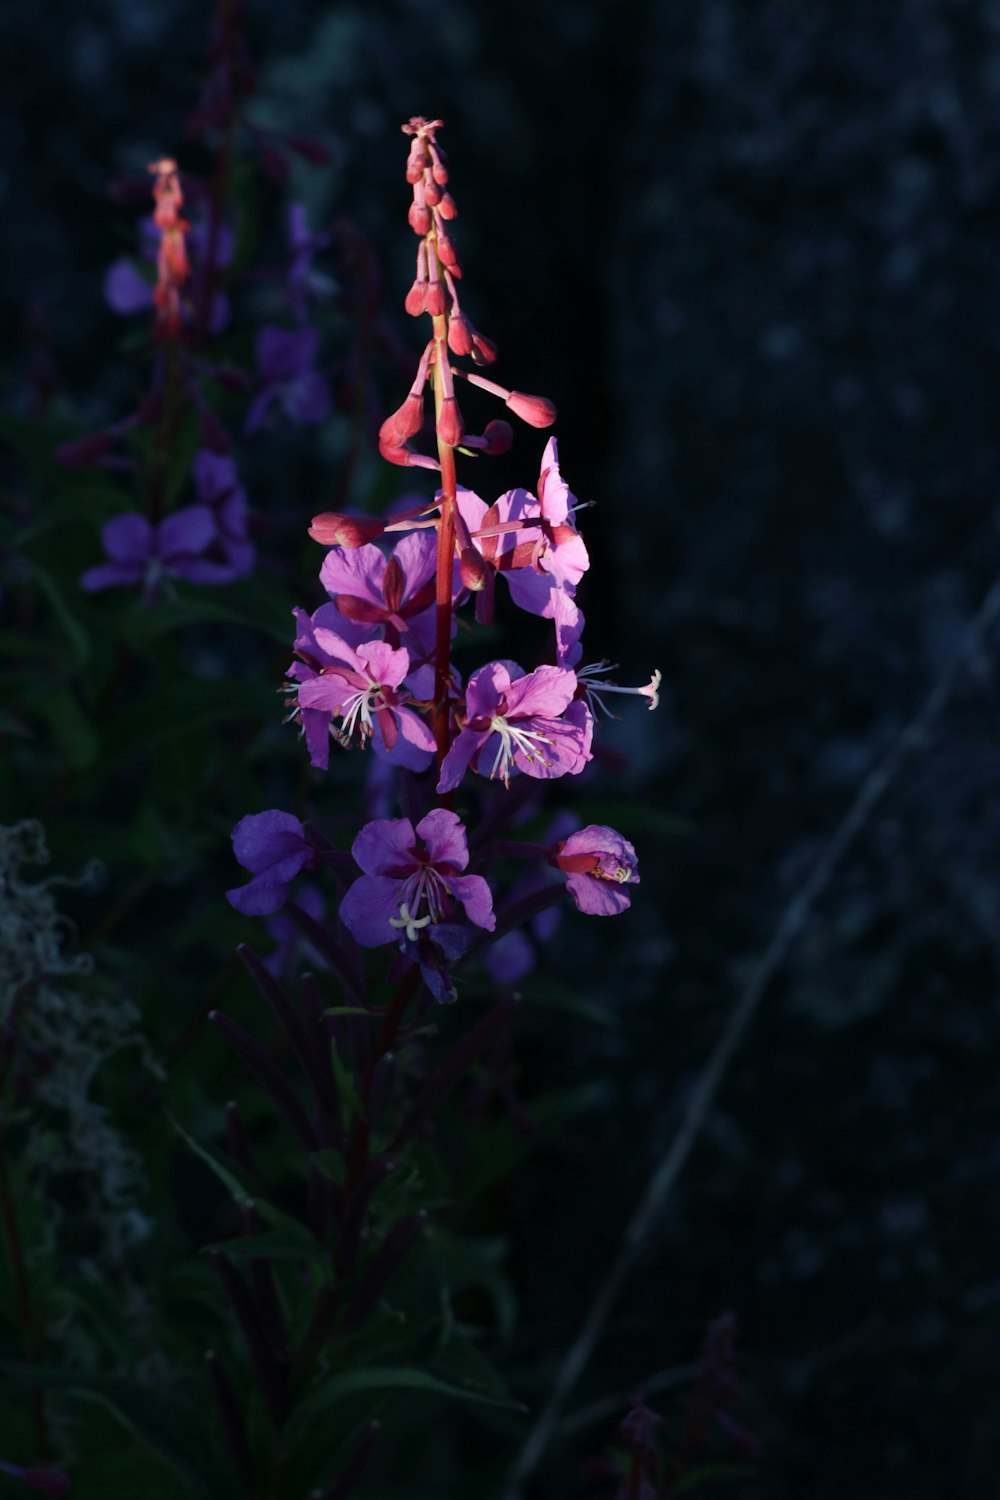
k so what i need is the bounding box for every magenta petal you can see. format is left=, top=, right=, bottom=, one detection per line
left=464, top=660, right=514, bottom=720
left=232, top=810, right=309, bottom=876
left=158, top=505, right=216, bottom=560
left=414, top=808, right=469, bottom=870
left=351, top=818, right=416, bottom=877
left=193, top=449, right=240, bottom=505
left=298, top=674, right=356, bottom=714
left=339, top=874, right=406, bottom=946
left=565, top=872, right=633, bottom=916
left=301, top=706, right=331, bottom=768
left=505, top=664, right=577, bottom=719
left=391, top=529, right=438, bottom=596
left=437, top=727, right=488, bottom=794
left=319, top=543, right=386, bottom=604
left=505, top=567, right=560, bottom=618
left=357, top=639, right=410, bottom=689
left=102, top=512, right=152, bottom=563
left=560, top=825, right=638, bottom=867
left=374, top=707, right=435, bottom=770
left=553, top=590, right=585, bottom=668
left=311, top=628, right=364, bottom=671
left=448, top=873, right=495, bottom=930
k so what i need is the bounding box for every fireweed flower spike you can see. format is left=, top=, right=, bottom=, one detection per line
left=148, top=157, right=189, bottom=341
left=339, top=810, right=495, bottom=947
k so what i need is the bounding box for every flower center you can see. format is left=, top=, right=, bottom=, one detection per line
left=389, top=863, right=451, bottom=939
left=486, top=715, right=553, bottom=785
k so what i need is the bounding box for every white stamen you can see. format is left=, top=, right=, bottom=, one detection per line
left=389, top=901, right=434, bottom=942
left=486, top=715, right=553, bottom=785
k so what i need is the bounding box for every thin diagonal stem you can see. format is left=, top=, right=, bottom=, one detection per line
left=504, top=573, right=1000, bottom=1497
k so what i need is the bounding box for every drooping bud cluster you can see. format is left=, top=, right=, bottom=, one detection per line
left=148, top=158, right=190, bottom=341
left=378, top=117, right=554, bottom=470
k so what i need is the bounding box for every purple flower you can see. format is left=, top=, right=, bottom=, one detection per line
left=339, top=810, right=495, bottom=948
left=318, top=531, right=441, bottom=656
left=226, top=810, right=315, bottom=915
left=245, top=326, right=330, bottom=435
left=80, top=506, right=223, bottom=596
left=437, top=661, right=593, bottom=793
left=548, top=824, right=639, bottom=916
left=455, top=438, right=589, bottom=619
left=294, top=631, right=435, bottom=771
left=192, top=449, right=255, bottom=580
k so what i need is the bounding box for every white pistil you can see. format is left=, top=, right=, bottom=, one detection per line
left=487, top=715, right=553, bottom=784
left=389, top=902, right=433, bottom=941
left=577, top=663, right=661, bottom=718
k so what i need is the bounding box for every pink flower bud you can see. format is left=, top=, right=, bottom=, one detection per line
left=471, top=332, right=497, bottom=365
left=447, top=313, right=474, bottom=357
left=436, top=231, right=459, bottom=269
left=437, top=192, right=457, bottom=220
left=308, top=512, right=386, bottom=547
left=424, top=179, right=442, bottom=207
left=505, top=390, right=557, bottom=427
left=405, top=145, right=430, bottom=184
left=379, top=392, right=425, bottom=448
left=428, top=143, right=448, bottom=184
left=408, top=200, right=431, bottom=236
left=479, top=419, right=513, bottom=455
left=404, top=280, right=428, bottom=316
left=437, top=395, right=464, bottom=447
left=426, top=279, right=447, bottom=317
left=459, top=546, right=492, bottom=592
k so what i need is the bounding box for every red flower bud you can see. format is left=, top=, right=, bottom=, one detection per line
left=437, top=192, right=457, bottom=220
left=459, top=546, right=492, bottom=591
left=478, top=419, right=513, bottom=455
left=447, top=313, right=474, bottom=357
left=404, top=280, right=428, bottom=316
left=405, top=145, right=430, bottom=184
left=471, top=332, right=497, bottom=365
left=428, top=143, right=448, bottom=184
left=436, top=231, right=459, bottom=269
left=426, top=280, right=447, bottom=316
left=437, top=395, right=464, bottom=447
left=379, top=392, right=425, bottom=448
left=308, top=512, right=386, bottom=547
left=505, top=390, right=557, bottom=427
left=408, top=201, right=431, bottom=236
left=424, top=179, right=442, bottom=207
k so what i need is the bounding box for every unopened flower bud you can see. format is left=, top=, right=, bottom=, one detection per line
left=308, top=512, right=386, bottom=547
left=379, top=392, right=425, bottom=448
left=478, top=419, right=513, bottom=455
left=426, top=278, right=447, bottom=317
left=447, top=312, right=474, bottom=357
left=505, top=390, right=557, bottom=427
left=424, top=178, right=442, bottom=207
left=437, top=395, right=464, bottom=447
left=408, top=200, right=431, bottom=236
left=404, top=280, right=428, bottom=316
left=437, top=192, right=457, bottom=220
left=378, top=437, right=440, bottom=471
left=405, top=144, right=430, bottom=184
left=428, top=143, right=448, bottom=184
left=471, top=332, right=497, bottom=365
left=436, top=231, right=459, bottom=269
left=459, top=546, right=492, bottom=591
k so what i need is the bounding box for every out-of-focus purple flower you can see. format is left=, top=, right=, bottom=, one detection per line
left=339, top=810, right=495, bottom=950
left=226, top=810, right=315, bottom=915
left=245, top=326, right=330, bottom=435
left=0, top=1458, right=71, bottom=1497
left=317, top=531, right=442, bottom=656
left=192, top=449, right=255, bottom=579
left=265, top=882, right=328, bottom=977
left=287, top=202, right=333, bottom=316
left=294, top=631, right=435, bottom=771
left=548, top=824, right=639, bottom=916
left=80, top=507, right=224, bottom=597
left=437, top=661, right=593, bottom=793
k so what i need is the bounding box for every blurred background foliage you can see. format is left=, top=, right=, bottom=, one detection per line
left=3, top=0, right=1000, bottom=1496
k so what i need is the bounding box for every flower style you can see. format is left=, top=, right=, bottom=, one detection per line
left=294, top=631, right=436, bottom=771
left=245, top=325, right=330, bottom=435
left=437, top=661, right=593, bottom=793
left=80, top=507, right=226, bottom=597
left=548, top=824, right=639, bottom=915
left=226, top=810, right=316, bottom=915
left=339, top=810, right=495, bottom=948
left=318, top=531, right=443, bottom=655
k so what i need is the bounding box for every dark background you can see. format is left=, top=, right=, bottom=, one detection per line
left=5, top=0, right=1000, bottom=1494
